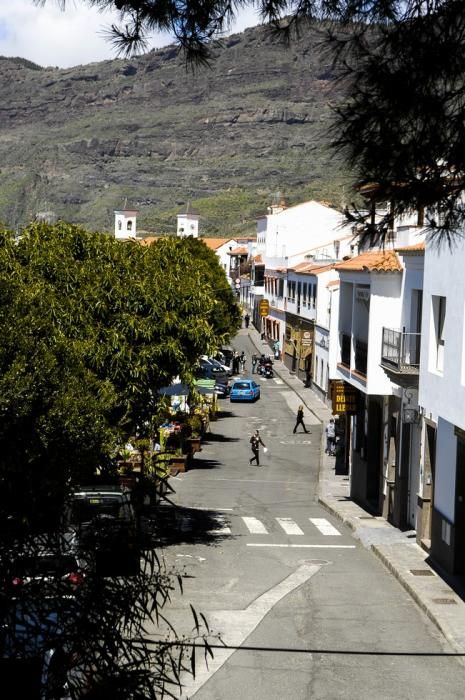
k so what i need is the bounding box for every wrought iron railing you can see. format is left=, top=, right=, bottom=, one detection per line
left=381, top=328, right=421, bottom=371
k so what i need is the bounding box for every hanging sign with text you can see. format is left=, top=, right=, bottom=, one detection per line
left=331, top=381, right=358, bottom=415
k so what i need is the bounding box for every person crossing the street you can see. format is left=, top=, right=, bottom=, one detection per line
left=249, top=430, right=266, bottom=466
left=293, top=404, right=309, bottom=434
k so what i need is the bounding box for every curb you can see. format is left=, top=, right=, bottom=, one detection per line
left=371, top=544, right=465, bottom=657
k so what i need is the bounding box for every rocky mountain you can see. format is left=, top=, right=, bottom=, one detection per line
left=0, top=23, right=353, bottom=236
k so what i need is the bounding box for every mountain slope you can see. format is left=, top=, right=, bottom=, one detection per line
left=0, top=23, right=352, bottom=235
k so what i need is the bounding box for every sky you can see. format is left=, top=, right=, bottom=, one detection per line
left=0, top=1, right=262, bottom=69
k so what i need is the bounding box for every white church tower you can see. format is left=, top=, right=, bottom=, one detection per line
left=177, top=208, right=200, bottom=238
left=114, top=209, right=138, bottom=240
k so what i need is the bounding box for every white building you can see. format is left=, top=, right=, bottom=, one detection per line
left=177, top=210, right=200, bottom=238
left=257, top=200, right=352, bottom=377
left=418, top=235, right=465, bottom=573
left=334, top=240, right=425, bottom=525
left=114, top=209, right=138, bottom=240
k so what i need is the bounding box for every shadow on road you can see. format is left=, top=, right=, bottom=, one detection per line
left=187, top=457, right=222, bottom=470
left=201, top=433, right=240, bottom=444
left=143, top=504, right=235, bottom=547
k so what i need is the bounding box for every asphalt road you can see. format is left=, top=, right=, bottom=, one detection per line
left=153, top=332, right=465, bottom=699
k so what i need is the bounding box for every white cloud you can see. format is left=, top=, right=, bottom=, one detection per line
left=0, top=1, right=261, bottom=69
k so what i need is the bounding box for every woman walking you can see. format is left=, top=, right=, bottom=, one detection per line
left=249, top=430, right=266, bottom=466
left=293, top=405, right=309, bottom=434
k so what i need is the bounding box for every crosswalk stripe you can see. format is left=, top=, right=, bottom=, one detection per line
left=276, top=517, right=304, bottom=535
left=242, top=516, right=268, bottom=534
left=309, top=518, right=341, bottom=536
left=273, top=378, right=284, bottom=385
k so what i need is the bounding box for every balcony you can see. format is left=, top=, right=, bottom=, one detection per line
left=381, top=328, right=421, bottom=385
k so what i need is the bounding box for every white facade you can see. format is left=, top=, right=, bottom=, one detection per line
left=419, top=236, right=465, bottom=429
left=114, top=209, right=138, bottom=239
left=418, top=236, right=465, bottom=553
left=259, top=201, right=348, bottom=259
left=177, top=212, right=200, bottom=238
left=260, top=200, right=352, bottom=348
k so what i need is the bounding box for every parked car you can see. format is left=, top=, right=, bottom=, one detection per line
left=65, top=484, right=139, bottom=576
left=195, top=365, right=230, bottom=395
left=1, top=598, right=80, bottom=700
left=8, top=551, right=86, bottom=598
left=200, top=355, right=233, bottom=376
left=229, top=379, right=261, bottom=402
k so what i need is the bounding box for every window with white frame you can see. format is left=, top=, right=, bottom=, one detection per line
left=431, top=295, right=446, bottom=373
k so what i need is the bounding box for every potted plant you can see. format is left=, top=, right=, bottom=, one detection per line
left=185, top=414, right=203, bottom=457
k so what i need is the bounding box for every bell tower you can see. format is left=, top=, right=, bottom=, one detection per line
left=114, top=209, right=138, bottom=240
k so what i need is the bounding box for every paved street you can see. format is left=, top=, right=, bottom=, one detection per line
left=152, top=331, right=465, bottom=699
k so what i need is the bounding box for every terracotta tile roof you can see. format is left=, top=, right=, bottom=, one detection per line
left=291, top=262, right=334, bottom=275
left=227, top=246, right=248, bottom=255
left=335, top=250, right=402, bottom=272
left=395, top=242, right=425, bottom=253
left=253, top=254, right=263, bottom=263
left=139, top=236, right=161, bottom=246
left=202, top=238, right=235, bottom=250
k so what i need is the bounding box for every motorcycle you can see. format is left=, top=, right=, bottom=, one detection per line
left=263, top=364, right=274, bottom=379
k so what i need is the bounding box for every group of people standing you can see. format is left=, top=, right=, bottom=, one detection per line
left=232, top=350, right=247, bottom=375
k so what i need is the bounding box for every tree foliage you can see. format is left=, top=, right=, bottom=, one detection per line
left=0, top=222, right=238, bottom=696
left=0, top=223, right=239, bottom=527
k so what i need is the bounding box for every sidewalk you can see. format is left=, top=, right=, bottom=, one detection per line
left=246, top=326, right=465, bottom=655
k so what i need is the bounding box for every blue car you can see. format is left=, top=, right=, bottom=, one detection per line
left=229, top=379, right=260, bottom=402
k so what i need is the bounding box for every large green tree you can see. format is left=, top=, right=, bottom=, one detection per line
left=0, top=222, right=239, bottom=524
left=0, top=221, right=238, bottom=696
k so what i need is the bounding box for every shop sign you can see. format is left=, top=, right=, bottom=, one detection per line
left=259, top=299, right=270, bottom=316
left=301, top=330, right=312, bottom=346
left=332, top=381, right=357, bottom=415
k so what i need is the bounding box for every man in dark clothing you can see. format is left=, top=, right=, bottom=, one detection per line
left=293, top=405, right=309, bottom=434
left=249, top=430, right=266, bottom=466
left=244, top=313, right=250, bottom=328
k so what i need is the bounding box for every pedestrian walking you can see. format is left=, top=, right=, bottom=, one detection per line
left=293, top=405, right=309, bottom=434
left=244, top=313, right=250, bottom=328
left=232, top=351, right=240, bottom=375
left=251, top=353, right=258, bottom=374
left=249, top=430, right=266, bottom=466
left=239, top=351, right=246, bottom=373
left=325, top=418, right=336, bottom=455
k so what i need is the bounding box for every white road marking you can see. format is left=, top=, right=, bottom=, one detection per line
left=246, top=544, right=355, bottom=549
left=208, top=526, right=232, bottom=535
left=242, top=516, right=268, bottom=534
left=184, top=506, right=234, bottom=511
left=276, top=517, right=304, bottom=535
left=177, top=562, right=324, bottom=699
left=310, top=518, right=342, bottom=536
left=273, top=377, right=284, bottom=385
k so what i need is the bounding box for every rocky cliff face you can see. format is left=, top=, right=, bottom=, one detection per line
left=0, top=24, right=351, bottom=235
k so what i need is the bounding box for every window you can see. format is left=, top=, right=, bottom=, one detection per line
left=118, top=220, right=122, bottom=231
left=127, top=220, right=133, bottom=231
left=303, top=283, right=307, bottom=306
left=431, top=295, right=446, bottom=372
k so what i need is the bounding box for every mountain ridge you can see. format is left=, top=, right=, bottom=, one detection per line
left=0, top=22, right=353, bottom=235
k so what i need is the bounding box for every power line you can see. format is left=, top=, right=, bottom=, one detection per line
left=148, top=640, right=465, bottom=658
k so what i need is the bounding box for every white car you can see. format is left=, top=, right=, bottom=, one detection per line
left=200, top=355, right=233, bottom=376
